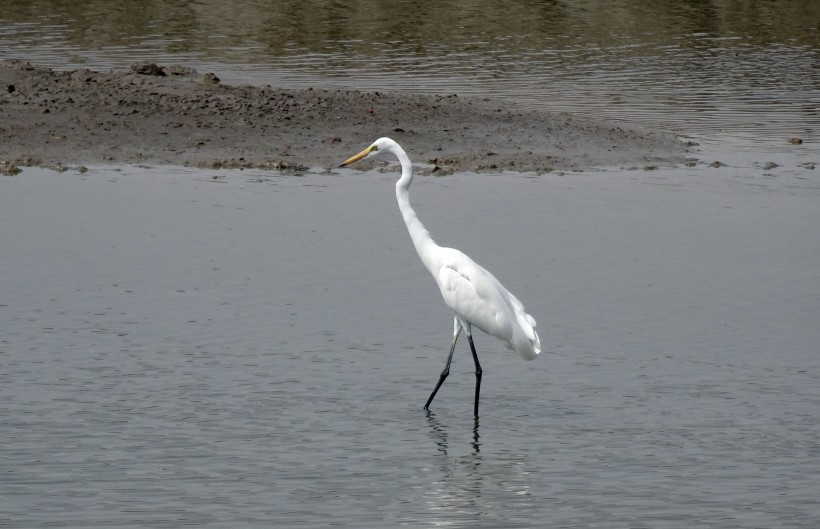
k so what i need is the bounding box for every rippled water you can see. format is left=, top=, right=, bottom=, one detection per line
left=2, top=1, right=820, bottom=526
left=1, top=0, right=818, bottom=148
left=2, top=163, right=820, bottom=527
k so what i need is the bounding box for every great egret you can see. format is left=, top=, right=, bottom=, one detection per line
left=341, top=138, right=540, bottom=417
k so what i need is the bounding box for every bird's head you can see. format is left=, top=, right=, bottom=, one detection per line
left=339, top=137, right=396, bottom=167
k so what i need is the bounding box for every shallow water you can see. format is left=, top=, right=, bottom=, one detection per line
left=2, top=162, right=819, bottom=527
left=1, top=0, right=817, bottom=150
left=2, top=1, right=820, bottom=526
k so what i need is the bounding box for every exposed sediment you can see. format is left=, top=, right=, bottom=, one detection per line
left=0, top=60, right=687, bottom=173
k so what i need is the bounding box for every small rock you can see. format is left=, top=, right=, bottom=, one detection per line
left=709, top=161, right=726, bottom=168
left=789, top=137, right=803, bottom=145
left=1, top=163, right=21, bottom=176
left=202, top=73, right=220, bottom=85
left=762, top=161, right=778, bottom=170
left=131, top=62, right=166, bottom=76
left=7, top=84, right=14, bottom=93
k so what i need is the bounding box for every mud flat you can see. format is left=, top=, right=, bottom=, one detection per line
left=0, top=60, right=687, bottom=173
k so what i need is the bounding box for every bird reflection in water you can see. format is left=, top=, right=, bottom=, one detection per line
left=426, top=412, right=482, bottom=457
left=422, top=413, right=489, bottom=519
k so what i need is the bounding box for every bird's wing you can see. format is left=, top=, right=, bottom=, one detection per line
left=436, top=252, right=515, bottom=341
left=436, top=249, right=539, bottom=358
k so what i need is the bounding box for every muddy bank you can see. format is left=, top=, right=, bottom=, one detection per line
left=0, top=60, right=687, bottom=173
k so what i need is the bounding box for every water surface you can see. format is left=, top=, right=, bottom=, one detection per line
left=2, top=163, right=819, bottom=527
left=2, top=1, right=820, bottom=526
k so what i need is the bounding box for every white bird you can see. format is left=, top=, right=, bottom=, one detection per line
left=341, top=138, right=540, bottom=417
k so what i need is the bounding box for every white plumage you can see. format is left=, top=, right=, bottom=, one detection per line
left=341, top=137, right=540, bottom=416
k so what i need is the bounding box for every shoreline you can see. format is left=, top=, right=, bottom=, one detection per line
left=1, top=60, right=689, bottom=174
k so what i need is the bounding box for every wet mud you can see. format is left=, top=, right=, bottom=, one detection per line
left=1, top=60, right=687, bottom=173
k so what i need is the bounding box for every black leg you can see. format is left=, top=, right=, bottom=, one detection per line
left=467, top=335, right=482, bottom=418
left=424, top=327, right=461, bottom=412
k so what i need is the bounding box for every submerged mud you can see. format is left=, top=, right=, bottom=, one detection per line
left=0, top=60, right=687, bottom=173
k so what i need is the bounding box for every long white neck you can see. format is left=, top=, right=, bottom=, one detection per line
left=392, top=145, right=439, bottom=275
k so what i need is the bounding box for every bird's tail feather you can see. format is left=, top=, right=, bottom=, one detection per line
left=515, top=310, right=541, bottom=360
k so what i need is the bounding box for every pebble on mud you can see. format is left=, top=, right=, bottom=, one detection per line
left=131, top=62, right=166, bottom=76
left=1, top=162, right=22, bottom=175
left=202, top=73, right=220, bottom=85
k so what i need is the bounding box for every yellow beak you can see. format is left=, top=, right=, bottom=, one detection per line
left=339, top=145, right=375, bottom=167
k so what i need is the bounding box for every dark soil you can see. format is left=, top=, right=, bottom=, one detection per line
left=0, top=60, right=687, bottom=173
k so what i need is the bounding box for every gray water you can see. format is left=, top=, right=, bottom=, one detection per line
left=2, top=0, right=820, bottom=526
left=2, top=162, right=820, bottom=527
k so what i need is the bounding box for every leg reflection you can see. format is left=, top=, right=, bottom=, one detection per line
left=422, top=412, right=486, bottom=515
left=472, top=416, right=480, bottom=454
left=423, top=412, right=483, bottom=456
left=425, top=410, right=449, bottom=455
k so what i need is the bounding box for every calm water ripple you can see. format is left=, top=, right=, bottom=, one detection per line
left=2, top=164, right=820, bottom=527
left=2, top=1, right=820, bottom=526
